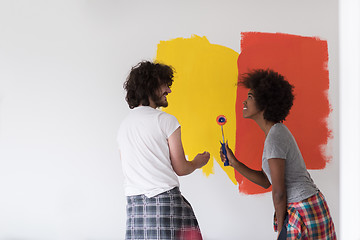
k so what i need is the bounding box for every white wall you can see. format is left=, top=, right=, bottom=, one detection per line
left=0, top=1, right=340, bottom=239
left=339, top=0, right=360, bottom=239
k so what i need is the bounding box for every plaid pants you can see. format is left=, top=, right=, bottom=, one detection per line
left=275, top=191, right=336, bottom=239
left=126, top=187, right=202, bottom=240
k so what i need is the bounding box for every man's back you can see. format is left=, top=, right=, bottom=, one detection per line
left=117, top=106, right=180, bottom=198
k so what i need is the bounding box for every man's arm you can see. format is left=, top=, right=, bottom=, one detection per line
left=168, top=127, right=210, bottom=176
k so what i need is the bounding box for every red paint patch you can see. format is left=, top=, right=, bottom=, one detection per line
left=235, top=32, right=331, bottom=195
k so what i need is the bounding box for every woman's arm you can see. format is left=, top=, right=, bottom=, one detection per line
left=268, top=158, right=287, bottom=235
left=221, top=143, right=271, bottom=189
left=168, top=127, right=210, bottom=176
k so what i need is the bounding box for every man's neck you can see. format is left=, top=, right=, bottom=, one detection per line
left=148, top=98, right=157, bottom=109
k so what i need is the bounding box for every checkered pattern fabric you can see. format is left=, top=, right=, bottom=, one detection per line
left=126, top=187, right=202, bottom=240
left=274, top=191, right=336, bottom=239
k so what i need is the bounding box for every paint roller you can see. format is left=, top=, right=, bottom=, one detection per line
left=216, top=115, right=229, bottom=166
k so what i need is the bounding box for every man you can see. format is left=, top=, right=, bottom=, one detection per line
left=118, top=61, right=210, bottom=240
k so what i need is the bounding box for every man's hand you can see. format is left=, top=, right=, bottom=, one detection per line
left=193, top=151, right=210, bottom=168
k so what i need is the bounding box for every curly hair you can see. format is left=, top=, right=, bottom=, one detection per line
left=238, top=69, right=294, bottom=123
left=123, top=61, right=174, bottom=109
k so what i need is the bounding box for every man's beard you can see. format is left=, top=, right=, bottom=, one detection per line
left=153, top=95, right=168, bottom=108
left=154, top=98, right=168, bottom=108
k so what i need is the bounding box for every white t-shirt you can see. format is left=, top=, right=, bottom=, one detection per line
left=262, top=123, right=318, bottom=203
left=117, top=106, right=180, bottom=198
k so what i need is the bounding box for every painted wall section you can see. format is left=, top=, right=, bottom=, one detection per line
left=155, top=35, right=238, bottom=183
left=236, top=32, right=332, bottom=194
left=155, top=33, right=331, bottom=195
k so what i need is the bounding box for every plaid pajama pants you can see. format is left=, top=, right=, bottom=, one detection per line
left=275, top=191, right=337, bottom=239
left=126, top=187, right=202, bottom=240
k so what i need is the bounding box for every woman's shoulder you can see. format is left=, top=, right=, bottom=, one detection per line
left=272, top=123, right=291, bottom=133
left=268, top=123, right=293, bottom=141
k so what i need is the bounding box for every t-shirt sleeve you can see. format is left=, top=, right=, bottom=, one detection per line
left=264, top=132, right=288, bottom=160
left=158, top=112, right=181, bottom=138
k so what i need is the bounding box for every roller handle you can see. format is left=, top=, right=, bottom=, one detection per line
left=221, top=142, right=229, bottom=166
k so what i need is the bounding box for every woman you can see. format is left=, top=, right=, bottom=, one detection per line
left=220, top=69, right=336, bottom=239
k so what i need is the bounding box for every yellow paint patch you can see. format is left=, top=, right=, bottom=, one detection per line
left=155, top=35, right=238, bottom=184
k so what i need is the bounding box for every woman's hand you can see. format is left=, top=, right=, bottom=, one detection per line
left=219, top=142, right=237, bottom=167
